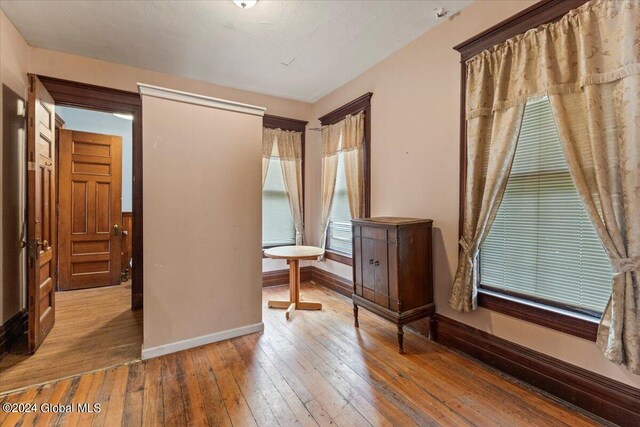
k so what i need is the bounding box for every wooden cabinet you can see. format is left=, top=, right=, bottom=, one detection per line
left=352, top=217, right=434, bottom=353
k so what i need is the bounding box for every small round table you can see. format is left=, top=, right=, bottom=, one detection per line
left=264, top=245, right=324, bottom=320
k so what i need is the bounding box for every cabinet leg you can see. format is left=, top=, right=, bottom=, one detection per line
left=397, top=325, right=404, bottom=354
left=353, top=303, right=359, bottom=328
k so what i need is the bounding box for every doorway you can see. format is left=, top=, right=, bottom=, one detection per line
left=56, top=108, right=130, bottom=290
left=0, top=76, right=144, bottom=393
left=38, top=75, right=144, bottom=309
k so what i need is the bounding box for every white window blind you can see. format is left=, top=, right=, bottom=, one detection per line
left=480, top=97, right=612, bottom=314
left=327, top=152, right=353, bottom=255
left=263, top=155, right=295, bottom=246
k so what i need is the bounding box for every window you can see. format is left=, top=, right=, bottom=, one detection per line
left=262, top=155, right=295, bottom=247
left=319, top=93, right=372, bottom=264
left=327, top=152, right=353, bottom=255
left=479, top=98, right=612, bottom=315
left=262, top=115, right=307, bottom=248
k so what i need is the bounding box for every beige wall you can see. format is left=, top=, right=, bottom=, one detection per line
left=0, top=10, right=29, bottom=323
left=305, top=0, right=640, bottom=388
left=28, top=47, right=311, bottom=121
left=141, top=93, right=263, bottom=352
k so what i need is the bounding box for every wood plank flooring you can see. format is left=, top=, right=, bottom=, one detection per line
left=0, top=283, right=603, bottom=426
left=0, top=283, right=142, bottom=393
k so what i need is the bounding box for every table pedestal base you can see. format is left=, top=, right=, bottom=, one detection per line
left=267, top=259, right=322, bottom=320
left=268, top=300, right=322, bottom=319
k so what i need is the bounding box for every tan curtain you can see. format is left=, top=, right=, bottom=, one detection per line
left=451, top=0, right=640, bottom=372
left=319, top=122, right=343, bottom=250
left=262, top=128, right=275, bottom=188
left=342, top=111, right=366, bottom=219
left=277, top=130, right=305, bottom=245
left=449, top=107, right=525, bottom=311
left=549, top=78, right=640, bottom=373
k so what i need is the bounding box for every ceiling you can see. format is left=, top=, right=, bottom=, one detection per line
left=1, top=0, right=472, bottom=102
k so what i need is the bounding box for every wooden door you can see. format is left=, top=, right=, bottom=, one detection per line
left=27, top=75, right=57, bottom=353
left=58, top=129, right=122, bottom=290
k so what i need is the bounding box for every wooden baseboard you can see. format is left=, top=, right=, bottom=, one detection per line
left=262, top=266, right=312, bottom=288
left=431, top=314, right=640, bottom=426
left=309, top=267, right=352, bottom=297
left=0, top=310, right=28, bottom=359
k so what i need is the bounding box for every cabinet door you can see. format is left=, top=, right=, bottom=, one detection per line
left=361, top=237, right=376, bottom=302
left=373, top=239, right=389, bottom=307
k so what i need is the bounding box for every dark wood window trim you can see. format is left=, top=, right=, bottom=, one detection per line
left=454, top=1, right=593, bottom=339
left=262, top=114, right=308, bottom=251
left=38, top=75, right=144, bottom=310
left=318, top=92, right=373, bottom=266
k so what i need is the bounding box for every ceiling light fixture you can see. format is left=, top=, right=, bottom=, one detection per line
left=233, top=0, right=257, bottom=9
left=113, top=113, right=134, bottom=120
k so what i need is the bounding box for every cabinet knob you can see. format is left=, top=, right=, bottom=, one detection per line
left=369, top=259, right=374, bottom=265
left=374, top=260, right=380, bottom=266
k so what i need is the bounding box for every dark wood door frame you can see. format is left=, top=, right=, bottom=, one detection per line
left=39, top=75, right=143, bottom=310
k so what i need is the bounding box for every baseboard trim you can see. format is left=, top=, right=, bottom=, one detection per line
left=141, top=322, right=264, bottom=360
left=0, top=310, right=28, bottom=359
left=431, top=314, right=640, bottom=426
left=309, top=266, right=352, bottom=297
left=262, top=266, right=312, bottom=287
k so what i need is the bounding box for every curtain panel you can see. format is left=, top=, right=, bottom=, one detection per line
left=276, top=130, right=305, bottom=245
left=451, top=0, right=640, bottom=373
left=262, top=127, right=305, bottom=245
left=319, top=122, right=342, bottom=251
left=262, top=128, right=276, bottom=188
left=342, top=111, right=366, bottom=219
left=319, top=111, right=366, bottom=250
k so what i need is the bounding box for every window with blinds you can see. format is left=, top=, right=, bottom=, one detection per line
left=262, top=157, right=295, bottom=246
left=327, top=152, right=353, bottom=255
left=480, top=97, right=612, bottom=315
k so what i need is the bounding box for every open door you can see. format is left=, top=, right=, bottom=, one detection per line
left=26, top=75, right=57, bottom=353
left=58, top=129, right=122, bottom=290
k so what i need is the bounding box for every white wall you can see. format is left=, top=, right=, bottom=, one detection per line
left=57, top=106, right=133, bottom=211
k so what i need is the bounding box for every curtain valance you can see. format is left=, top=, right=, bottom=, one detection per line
left=466, top=0, right=640, bottom=119
left=321, top=111, right=365, bottom=155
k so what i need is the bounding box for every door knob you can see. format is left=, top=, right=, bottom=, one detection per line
left=113, top=224, right=120, bottom=236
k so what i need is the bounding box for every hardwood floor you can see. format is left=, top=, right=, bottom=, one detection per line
left=0, top=283, right=142, bottom=393
left=0, top=283, right=603, bottom=426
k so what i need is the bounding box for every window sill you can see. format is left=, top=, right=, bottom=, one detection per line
left=477, top=288, right=600, bottom=342
left=325, top=250, right=353, bottom=266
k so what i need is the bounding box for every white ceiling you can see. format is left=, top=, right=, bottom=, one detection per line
left=1, top=0, right=472, bottom=102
